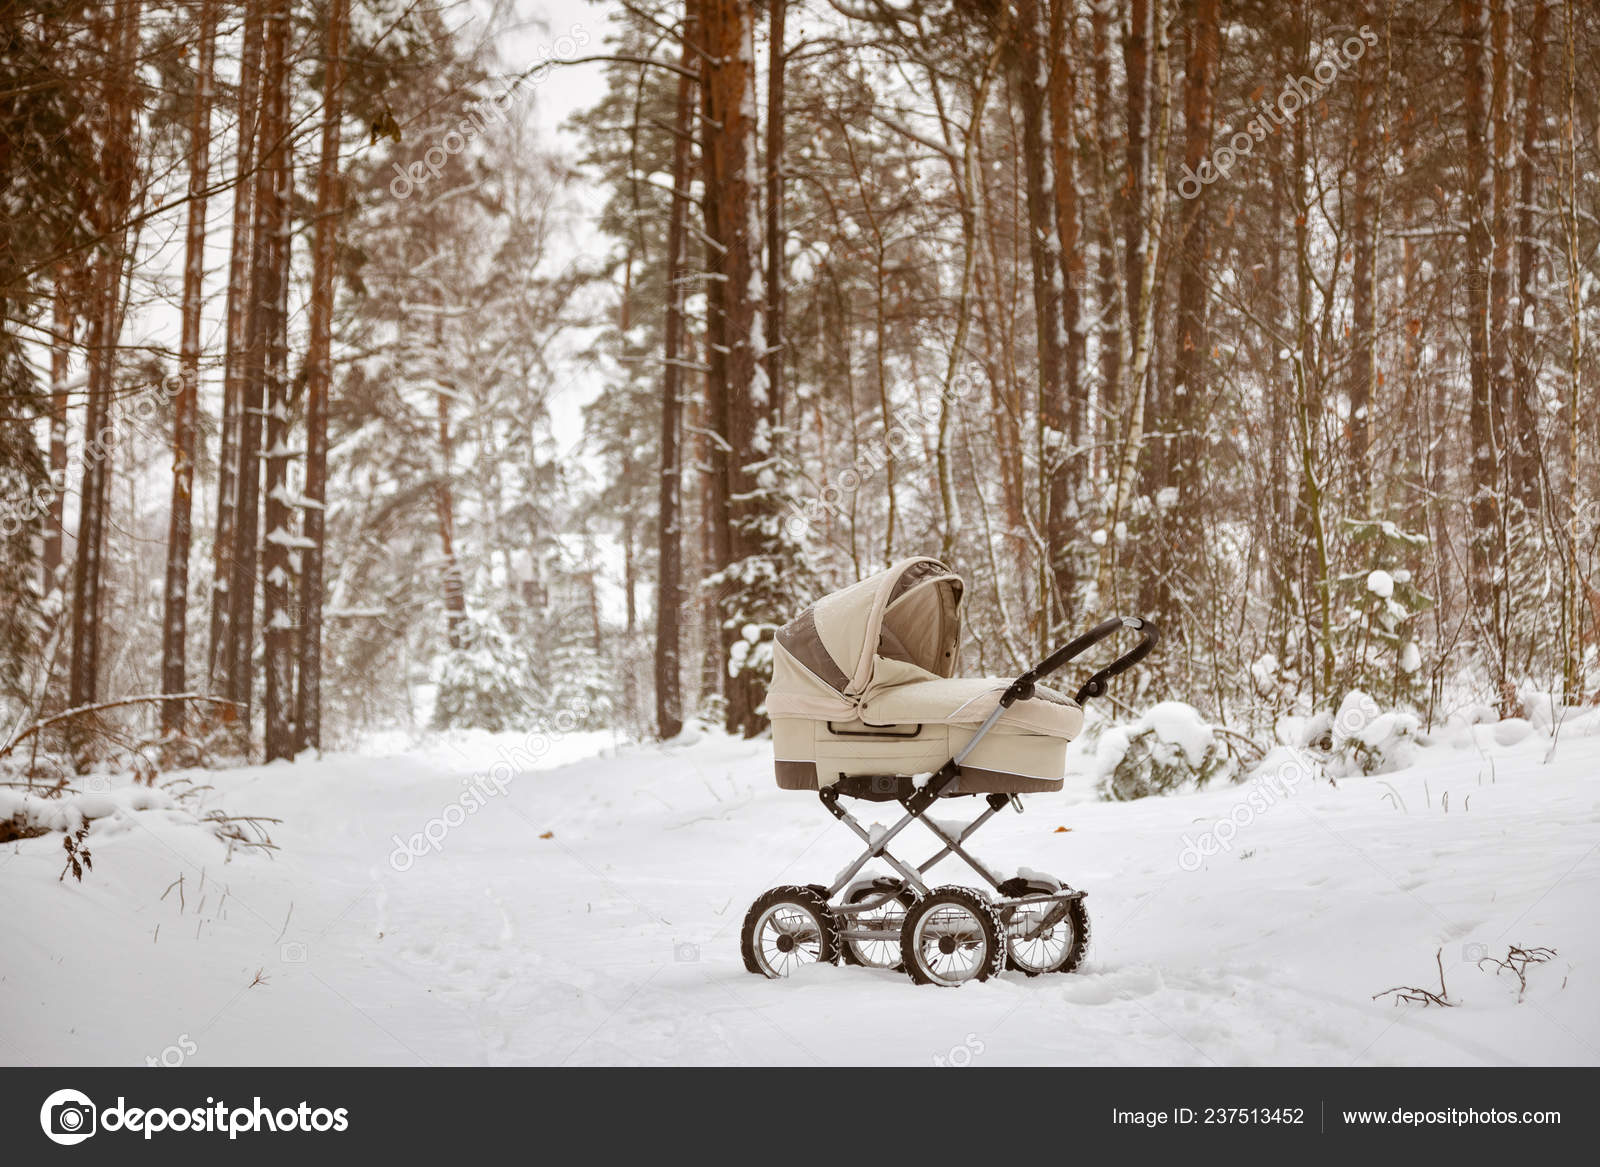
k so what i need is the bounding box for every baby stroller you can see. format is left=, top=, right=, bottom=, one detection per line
left=741, top=556, right=1157, bottom=987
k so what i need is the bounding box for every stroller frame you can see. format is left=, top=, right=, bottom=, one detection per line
left=742, top=614, right=1158, bottom=984
left=821, top=616, right=1157, bottom=938
left=821, top=783, right=1080, bottom=945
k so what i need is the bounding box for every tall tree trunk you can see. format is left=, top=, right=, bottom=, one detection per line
left=161, top=0, right=216, bottom=737
left=1159, top=0, right=1220, bottom=628
left=226, top=0, right=286, bottom=727
left=1120, top=0, right=1152, bottom=403
left=1047, top=0, right=1085, bottom=630
left=434, top=386, right=467, bottom=648
left=1558, top=0, right=1584, bottom=698
left=297, top=0, right=348, bottom=754
left=1461, top=0, right=1498, bottom=616
left=1015, top=0, right=1067, bottom=630
left=1348, top=0, right=1378, bottom=512
left=260, top=0, right=296, bottom=761
left=44, top=280, right=71, bottom=596
left=1509, top=0, right=1548, bottom=510
left=1290, top=12, right=1335, bottom=700
left=764, top=0, right=785, bottom=427
left=68, top=0, right=142, bottom=719
left=698, top=0, right=767, bottom=736
left=1096, top=0, right=1169, bottom=604
left=655, top=9, right=696, bottom=741
left=1090, top=0, right=1119, bottom=482
left=1489, top=0, right=1515, bottom=482
left=208, top=0, right=264, bottom=695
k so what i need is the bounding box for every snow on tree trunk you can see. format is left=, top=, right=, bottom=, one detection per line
left=295, top=0, right=348, bottom=754
left=161, top=0, right=215, bottom=738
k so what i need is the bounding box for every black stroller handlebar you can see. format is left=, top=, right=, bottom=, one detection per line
left=1001, top=615, right=1160, bottom=707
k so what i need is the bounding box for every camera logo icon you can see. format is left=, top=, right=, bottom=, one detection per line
left=673, top=941, right=700, bottom=963
left=280, top=941, right=308, bottom=963
left=40, top=1088, right=97, bottom=1146
left=1462, top=941, right=1489, bottom=963
left=870, top=775, right=899, bottom=795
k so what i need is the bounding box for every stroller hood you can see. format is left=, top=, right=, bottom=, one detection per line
left=768, top=557, right=964, bottom=719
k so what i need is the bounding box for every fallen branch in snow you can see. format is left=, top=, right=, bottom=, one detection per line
left=1373, top=948, right=1457, bottom=1007
left=1477, top=944, right=1558, bottom=1003
left=0, top=693, right=242, bottom=759
left=202, top=810, right=279, bottom=858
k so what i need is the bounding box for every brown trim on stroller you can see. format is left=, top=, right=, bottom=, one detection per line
left=771, top=760, right=1061, bottom=796
left=775, top=760, right=820, bottom=790
left=775, top=607, right=850, bottom=692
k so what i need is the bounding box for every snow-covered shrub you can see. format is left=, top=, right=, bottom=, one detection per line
left=432, top=615, right=539, bottom=733
left=1092, top=702, right=1241, bottom=800
left=1327, top=689, right=1421, bottom=776
left=538, top=629, right=613, bottom=732
left=1333, top=517, right=1433, bottom=704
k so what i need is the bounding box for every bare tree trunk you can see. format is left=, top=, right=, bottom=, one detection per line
left=1510, top=0, right=1548, bottom=509
left=1096, top=0, right=1169, bottom=605
left=1120, top=0, right=1151, bottom=398
left=1489, top=0, right=1515, bottom=486
left=434, top=387, right=467, bottom=648
left=208, top=0, right=264, bottom=695
left=296, top=0, right=348, bottom=754
left=226, top=0, right=287, bottom=728
left=1290, top=12, right=1335, bottom=700
left=1559, top=0, right=1585, bottom=697
left=1090, top=0, right=1119, bottom=482
left=1015, top=0, right=1068, bottom=628
left=698, top=0, right=767, bottom=736
left=929, top=37, right=1004, bottom=564
left=69, top=0, right=142, bottom=718
left=655, top=9, right=696, bottom=741
left=1348, top=0, right=1378, bottom=512
left=1047, top=0, right=1085, bottom=630
left=764, top=0, right=785, bottom=427
left=260, top=0, right=296, bottom=761
left=1461, top=0, right=1499, bottom=616
left=44, top=280, right=71, bottom=596
left=161, top=0, right=216, bottom=737
left=1158, top=0, right=1219, bottom=630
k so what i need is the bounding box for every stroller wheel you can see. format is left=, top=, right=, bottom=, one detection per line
left=900, top=886, right=1007, bottom=987
left=1003, top=895, right=1090, bottom=976
left=741, top=886, right=839, bottom=979
left=839, top=882, right=922, bottom=970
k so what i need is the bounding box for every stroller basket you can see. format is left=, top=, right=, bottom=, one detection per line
left=742, top=556, right=1157, bottom=986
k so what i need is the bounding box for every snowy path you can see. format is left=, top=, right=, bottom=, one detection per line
left=3, top=721, right=1598, bottom=1066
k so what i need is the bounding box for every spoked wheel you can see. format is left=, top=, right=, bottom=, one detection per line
left=741, top=886, right=838, bottom=979
left=838, top=882, right=921, bottom=970
left=900, top=886, right=1007, bottom=987
left=1002, top=894, right=1090, bottom=976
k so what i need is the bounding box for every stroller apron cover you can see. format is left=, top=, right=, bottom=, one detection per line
left=742, top=556, right=1158, bottom=987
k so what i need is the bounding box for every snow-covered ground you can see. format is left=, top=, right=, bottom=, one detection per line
left=3, top=715, right=1598, bottom=1066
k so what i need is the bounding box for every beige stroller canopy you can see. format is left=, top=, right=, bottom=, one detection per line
left=769, top=556, right=967, bottom=720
